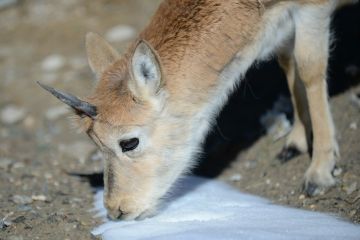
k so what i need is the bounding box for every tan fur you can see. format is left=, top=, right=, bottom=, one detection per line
left=68, top=0, right=356, bottom=219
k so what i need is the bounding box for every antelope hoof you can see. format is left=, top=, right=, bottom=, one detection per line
left=276, top=145, right=302, bottom=163
left=303, top=167, right=336, bottom=197
left=303, top=182, right=321, bottom=197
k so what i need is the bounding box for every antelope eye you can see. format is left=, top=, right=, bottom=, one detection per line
left=119, top=138, right=139, bottom=152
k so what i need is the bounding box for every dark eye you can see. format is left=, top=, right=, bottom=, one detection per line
left=119, top=138, right=139, bottom=152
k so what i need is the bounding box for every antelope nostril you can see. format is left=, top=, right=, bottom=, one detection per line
left=107, top=208, right=126, bottom=220
left=118, top=208, right=125, bottom=218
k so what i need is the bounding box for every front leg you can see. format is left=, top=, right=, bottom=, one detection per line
left=294, top=5, right=339, bottom=196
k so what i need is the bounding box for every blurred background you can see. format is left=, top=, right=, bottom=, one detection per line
left=0, top=1, right=359, bottom=239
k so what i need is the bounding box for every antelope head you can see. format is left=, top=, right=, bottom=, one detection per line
left=39, top=33, right=194, bottom=220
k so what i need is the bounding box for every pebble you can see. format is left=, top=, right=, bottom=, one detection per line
left=349, top=122, right=357, bottom=130
left=298, top=194, right=305, bottom=200
left=41, top=54, right=65, bottom=72
left=105, top=25, right=136, bottom=42
left=229, top=173, right=242, bottom=182
left=1, top=105, right=26, bottom=124
left=332, top=167, right=343, bottom=177
left=265, top=179, right=271, bottom=185
left=45, top=105, right=69, bottom=120
left=0, top=219, right=12, bottom=229
left=11, top=195, right=33, bottom=205
left=17, top=205, right=32, bottom=212
left=32, top=195, right=47, bottom=202
left=12, top=215, right=26, bottom=223
left=0, top=211, right=14, bottom=229
left=244, top=160, right=257, bottom=169
left=0, top=157, right=12, bottom=170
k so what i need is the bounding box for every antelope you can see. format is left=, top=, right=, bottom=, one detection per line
left=39, top=0, right=357, bottom=220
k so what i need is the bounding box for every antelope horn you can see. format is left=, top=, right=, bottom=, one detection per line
left=37, top=81, right=97, bottom=118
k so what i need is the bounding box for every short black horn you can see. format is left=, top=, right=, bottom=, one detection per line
left=37, top=81, right=97, bottom=118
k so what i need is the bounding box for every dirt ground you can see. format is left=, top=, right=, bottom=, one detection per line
left=0, top=1, right=359, bottom=240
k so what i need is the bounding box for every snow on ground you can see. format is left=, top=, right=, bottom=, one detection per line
left=92, top=177, right=360, bottom=240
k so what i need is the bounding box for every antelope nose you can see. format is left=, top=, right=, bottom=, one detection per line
left=107, top=208, right=125, bottom=220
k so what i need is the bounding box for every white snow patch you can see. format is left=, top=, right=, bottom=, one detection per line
left=105, top=25, right=136, bottom=42
left=92, top=176, right=360, bottom=240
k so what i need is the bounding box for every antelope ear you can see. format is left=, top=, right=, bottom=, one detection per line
left=129, top=40, right=162, bottom=98
left=86, top=32, right=120, bottom=77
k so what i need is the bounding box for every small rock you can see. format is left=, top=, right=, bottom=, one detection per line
left=41, top=54, right=65, bottom=72
left=299, top=194, right=305, bottom=200
left=31, top=195, right=47, bottom=202
left=12, top=162, right=25, bottom=169
left=12, top=215, right=26, bottom=223
left=0, top=219, right=12, bottom=229
left=10, top=162, right=25, bottom=174
left=332, top=167, right=343, bottom=177
left=0, top=157, right=12, bottom=170
left=45, top=105, right=69, bottom=120
left=105, top=25, right=136, bottom=42
left=349, top=122, right=357, bottom=130
left=0, top=212, right=14, bottom=229
left=344, top=182, right=357, bottom=195
left=17, top=205, right=32, bottom=212
left=265, top=179, right=271, bottom=185
left=11, top=195, right=33, bottom=205
left=244, top=160, right=257, bottom=169
left=1, top=105, right=26, bottom=124
left=44, top=173, right=53, bottom=179
left=229, top=174, right=242, bottom=182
